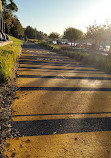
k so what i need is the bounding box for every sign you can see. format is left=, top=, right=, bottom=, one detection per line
left=0, top=0, right=2, bottom=12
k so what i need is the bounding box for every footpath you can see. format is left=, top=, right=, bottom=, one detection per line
left=3, top=42, right=111, bottom=157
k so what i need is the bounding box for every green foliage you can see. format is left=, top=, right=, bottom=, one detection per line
left=39, top=42, right=111, bottom=73
left=63, top=27, right=83, bottom=46
left=2, top=0, right=18, bottom=12
left=86, top=21, right=111, bottom=50
left=28, top=39, right=38, bottom=43
left=9, top=15, right=24, bottom=38
left=24, top=26, right=48, bottom=41
left=39, top=41, right=61, bottom=51
left=24, top=26, right=36, bottom=39
left=36, top=31, right=47, bottom=40
left=1, top=0, right=24, bottom=38
left=60, top=49, right=111, bottom=73
left=3, top=11, right=12, bottom=33
left=2, top=0, right=18, bottom=31
left=0, top=35, right=23, bottom=82
left=6, top=0, right=18, bottom=12
left=48, top=32, right=60, bottom=40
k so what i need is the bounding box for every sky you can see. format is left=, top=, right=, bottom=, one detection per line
left=14, top=0, right=111, bottom=35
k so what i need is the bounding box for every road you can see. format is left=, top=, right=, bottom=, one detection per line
left=4, top=42, right=111, bottom=157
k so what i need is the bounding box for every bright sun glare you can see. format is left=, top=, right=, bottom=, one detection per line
left=76, top=0, right=111, bottom=33
left=80, top=0, right=111, bottom=32
left=89, top=0, right=111, bottom=24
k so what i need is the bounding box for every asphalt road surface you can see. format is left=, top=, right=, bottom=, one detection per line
left=4, top=42, right=111, bottom=158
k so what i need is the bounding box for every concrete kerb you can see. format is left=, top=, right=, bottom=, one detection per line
left=0, top=41, right=13, bottom=47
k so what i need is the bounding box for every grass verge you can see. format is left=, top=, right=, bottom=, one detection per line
left=28, top=39, right=38, bottom=44
left=39, top=42, right=111, bottom=73
left=0, top=36, right=23, bottom=82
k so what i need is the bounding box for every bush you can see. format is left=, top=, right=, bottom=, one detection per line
left=60, top=49, right=111, bottom=73
left=0, top=36, right=23, bottom=82
left=28, top=39, right=38, bottom=43
left=39, top=42, right=111, bottom=73
left=39, top=41, right=62, bottom=51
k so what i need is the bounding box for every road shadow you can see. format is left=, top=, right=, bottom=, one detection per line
left=13, top=117, right=111, bottom=136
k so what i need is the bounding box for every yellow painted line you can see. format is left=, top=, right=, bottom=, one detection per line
left=13, top=113, right=111, bottom=122
left=4, top=131, right=111, bottom=157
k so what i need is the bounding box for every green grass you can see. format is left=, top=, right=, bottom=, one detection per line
left=59, top=49, right=111, bottom=73
left=39, top=41, right=62, bottom=51
left=0, top=36, right=23, bottom=82
left=39, top=42, right=111, bottom=73
left=28, top=39, right=38, bottom=43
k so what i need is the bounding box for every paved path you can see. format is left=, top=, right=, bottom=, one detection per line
left=4, top=42, right=111, bottom=157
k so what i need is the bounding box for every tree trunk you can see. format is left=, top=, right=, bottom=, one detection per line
left=109, top=45, right=111, bottom=53
left=74, top=40, right=76, bottom=47
left=71, top=41, right=72, bottom=47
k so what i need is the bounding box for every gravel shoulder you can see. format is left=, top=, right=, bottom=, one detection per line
left=0, top=81, right=21, bottom=158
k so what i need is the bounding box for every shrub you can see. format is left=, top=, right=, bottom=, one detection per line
left=39, top=42, right=111, bottom=74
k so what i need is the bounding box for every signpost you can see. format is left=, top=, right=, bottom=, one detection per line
left=0, top=0, right=3, bottom=32
left=0, top=0, right=2, bottom=12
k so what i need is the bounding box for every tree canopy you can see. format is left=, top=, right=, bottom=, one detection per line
left=63, top=27, right=83, bottom=46
left=86, top=22, right=111, bottom=49
left=24, top=26, right=36, bottom=39
left=48, top=32, right=60, bottom=40
left=0, top=0, right=24, bottom=38
left=10, top=15, right=24, bottom=38
left=2, top=0, right=18, bottom=12
left=24, top=26, right=48, bottom=41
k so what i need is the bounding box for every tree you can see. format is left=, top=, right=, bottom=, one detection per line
left=1, top=0, right=18, bottom=34
left=24, top=26, right=36, bottom=39
left=10, top=15, right=24, bottom=38
left=48, top=32, right=60, bottom=41
left=24, top=26, right=48, bottom=41
left=0, top=0, right=24, bottom=38
left=63, top=27, right=83, bottom=46
left=105, top=25, right=111, bottom=53
left=3, top=10, right=12, bottom=33
left=86, top=22, right=108, bottom=50
left=36, top=31, right=47, bottom=41
left=2, top=0, right=18, bottom=12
